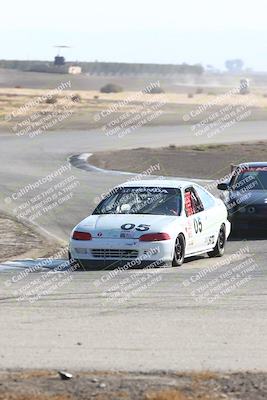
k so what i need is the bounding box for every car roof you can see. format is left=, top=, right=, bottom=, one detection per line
left=117, top=179, right=194, bottom=189
left=238, top=162, right=267, bottom=168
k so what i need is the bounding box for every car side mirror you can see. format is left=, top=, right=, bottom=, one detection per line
left=217, top=182, right=229, bottom=191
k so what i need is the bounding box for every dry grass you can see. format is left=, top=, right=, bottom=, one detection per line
left=1, top=87, right=267, bottom=133
left=144, top=389, right=189, bottom=400
left=0, top=87, right=267, bottom=106
left=144, top=388, right=220, bottom=400
left=191, top=371, right=219, bottom=382
left=8, top=371, right=55, bottom=380
left=0, top=394, right=73, bottom=400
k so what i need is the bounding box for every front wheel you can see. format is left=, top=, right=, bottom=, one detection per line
left=208, top=224, right=226, bottom=258
left=68, top=251, right=82, bottom=269
left=172, top=234, right=185, bottom=267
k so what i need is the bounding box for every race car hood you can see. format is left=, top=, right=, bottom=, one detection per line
left=229, top=190, right=267, bottom=206
left=74, top=214, right=179, bottom=239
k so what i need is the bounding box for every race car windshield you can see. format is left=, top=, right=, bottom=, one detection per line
left=233, top=170, right=267, bottom=191
left=93, top=187, right=182, bottom=216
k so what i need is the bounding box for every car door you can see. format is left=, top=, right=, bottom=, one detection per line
left=193, top=184, right=220, bottom=250
left=183, top=186, right=205, bottom=254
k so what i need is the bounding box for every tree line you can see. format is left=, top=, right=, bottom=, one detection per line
left=0, top=60, right=204, bottom=76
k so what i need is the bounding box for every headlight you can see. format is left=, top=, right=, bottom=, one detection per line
left=247, top=206, right=256, bottom=214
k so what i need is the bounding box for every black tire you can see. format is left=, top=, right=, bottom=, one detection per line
left=208, top=224, right=226, bottom=258
left=172, top=234, right=185, bottom=267
left=68, top=251, right=82, bottom=269
left=68, top=251, right=74, bottom=265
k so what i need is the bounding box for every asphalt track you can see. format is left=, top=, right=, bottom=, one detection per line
left=0, top=121, right=267, bottom=371
left=0, top=120, right=267, bottom=240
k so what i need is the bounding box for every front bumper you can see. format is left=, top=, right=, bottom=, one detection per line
left=229, top=206, right=267, bottom=229
left=69, top=237, right=174, bottom=268
left=72, top=259, right=166, bottom=270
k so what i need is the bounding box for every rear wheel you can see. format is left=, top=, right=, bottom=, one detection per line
left=208, top=224, right=226, bottom=258
left=172, top=234, right=185, bottom=267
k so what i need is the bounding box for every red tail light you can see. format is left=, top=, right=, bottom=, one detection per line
left=72, top=231, right=92, bottom=240
left=139, top=232, right=171, bottom=242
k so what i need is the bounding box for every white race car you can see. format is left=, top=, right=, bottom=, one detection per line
left=69, top=180, right=231, bottom=268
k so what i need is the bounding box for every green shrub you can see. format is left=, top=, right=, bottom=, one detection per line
left=71, top=94, right=81, bottom=102
left=146, top=86, right=165, bottom=94
left=45, top=95, right=57, bottom=104
left=100, top=83, right=123, bottom=93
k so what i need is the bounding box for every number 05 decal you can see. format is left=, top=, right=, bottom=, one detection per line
left=121, top=223, right=150, bottom=231
left=194, top=217, right=203, bottom=234
left=136, top=224, right=150, bottom=231
left=121, top=223, right=135, bottom=231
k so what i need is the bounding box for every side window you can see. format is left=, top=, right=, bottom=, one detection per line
left=184, top=191, right=194, bottom=216
left=195, top=186, right=215, bottom=210
left=184, top=187, right=204, bottom=216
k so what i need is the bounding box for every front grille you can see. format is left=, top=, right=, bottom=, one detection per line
left=254, top=206, right=267, bottom=214
left=239, top=205, right=267, bottom=215
left=91, top=249, right=139, bottom=259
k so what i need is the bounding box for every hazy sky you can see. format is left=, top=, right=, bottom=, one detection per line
left=1, top=0, right=267, bottom=70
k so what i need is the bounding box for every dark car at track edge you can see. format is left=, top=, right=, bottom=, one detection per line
left=217, top=162, right=267, bottom=232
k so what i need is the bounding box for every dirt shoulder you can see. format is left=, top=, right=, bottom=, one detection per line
left=0, top=370, right=266, bottom=400
left=89, top=141, right=267, bottom=180
left=0, top=212, right=63, bottom=262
